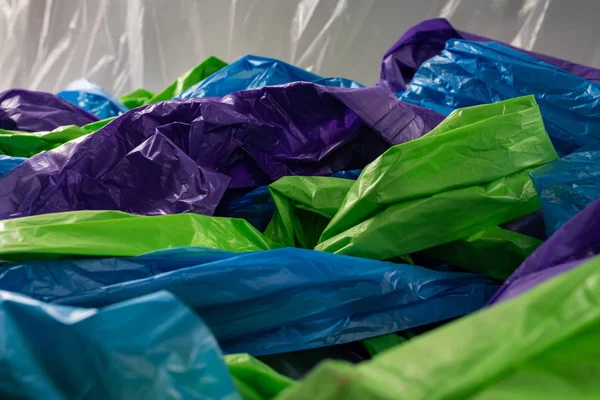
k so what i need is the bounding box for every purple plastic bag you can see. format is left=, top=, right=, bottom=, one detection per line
left=0, top=89, right=99, bottom=131
left=379, top=18, right=600, bottom=92
left=488, top=198, right=600, bottom=305
left=0, top=82, right=443, bottom=219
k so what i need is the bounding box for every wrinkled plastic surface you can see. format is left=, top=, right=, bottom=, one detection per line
left=226, top=354, right=295, bottom=400
left=58, top=79, right=128, bottom=118
left=180, top=55, right=363, bottom=99
left=119, top=88, right=155, bottom=109
left=0, top=247, right=498, bottom=355
left=0, top=155, right=25, bottom=177
left=0, top=89, right=99, bottom=132
left=317, top=96, right=558, bottom=259
left=530, top=145, right=600, bottom=236
left=0, top=210, right=278, bottom=261
left=0, top=290, right=240, bottom=400
left=0, top=83, right=442, bottom=219
left=276, top=254, right=600, bottom=400
left=489, top=196, right=600, bottom=305
left=401, top=40, right=600, bottom=154
left=380, top=18, right=600, bottom=91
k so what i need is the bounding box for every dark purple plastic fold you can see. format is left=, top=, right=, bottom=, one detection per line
left=379, top=18, right=600, bottom=92
left=0, top=82, right=443, bottom=219
left=0, top=89, right=99, bottom=131
left=488, top=198, right=600, bottom=305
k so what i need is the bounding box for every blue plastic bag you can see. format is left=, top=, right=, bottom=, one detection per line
left=0, top=290, right=240, bottom=399
left=179, top=55, right=364, bottom=99
left=0, top=247, right=498, bottom=356
left=0, top=154, right=25, bottom=177
left=58, top=79, right=129, bottom=119
left=530, top=144, right=600, bottom=236
left=400, top=40, right=600, bottom=155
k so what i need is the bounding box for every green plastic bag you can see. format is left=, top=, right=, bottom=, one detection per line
left=275, top=254, right=600, bottom=400
left=119, top=89, right=155, bottom=109
left=0, top=210, right=279, bottom=261
left=226, top=354, right=295, bottom=400
left=316, top=96, right=558, bottom=260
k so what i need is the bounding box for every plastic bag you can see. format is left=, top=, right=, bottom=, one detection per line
left=119, top=88, right=155, bottom=109
left=0, top=247, right=498, bottom=356
left=379, top=18, right=600, bottom=92
left=530, top=145, right=600, bottom=236
left=400, top=39, right=600, bottom=155
left=275, top=255, right=600, bottom=400
left=317, top=96, right=558, bottom=259
left=0, top=290, right=240, bottom=400
left=0, top=89, right=99, bottom=132
left=0, top=210, right=278, bottom=261
left=226, top=354, right=295, bottom=400
left=0, top=83, right=442, bottom=220
left=179, top=55, right=363, bottom=99
left=57, top=79, right=128, bottom=118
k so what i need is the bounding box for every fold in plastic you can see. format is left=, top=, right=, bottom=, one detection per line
left=225, top=354, right=295, bottom=400
left=0, top=210, right=278, bottom=261
left=179, top=55, right=363, bottom=99
left=0, top=247, right=498, bottom=356
left=379, top=18, right=600, bottom=92
left=0, top=83, right=442, bottom=219
left=530, top=145, right=600, bottom=236
left=58, top=79, right=128, bottom=118
left=400, top=39, right=600, bottom=154
left=275, top=254, right=600, bottom=400
left=0, top=89, right=99, bottom=132
left=317, top=96, right=558, bottom=259
left=0, top=290, right=240, bottom=400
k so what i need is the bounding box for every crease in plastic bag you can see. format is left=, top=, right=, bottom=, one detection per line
left=0, top=83, right=442, bottom=219
left=275, top=254, right=600, bottom=400
left=226, top=354, right=295, bottom=400
left=0, top=290, right=241, bottom=400
left=488, top=195, right=600, bottom=305
left=530, top=144, right=600, bottom=236
left=400, top=39, right=600, bottom=155
left=316, top=96, right=558, bottom=260
left=58, top=79, right=128, bottom=119
left=0, top=89, right=99, bottom=132
left=179, top=55, right=364, bottom=99
left=0, top=210, right=278, bottom=261
left=379, top=18, right=600, bottom=92
left=0, top=246, right=498, bottom=356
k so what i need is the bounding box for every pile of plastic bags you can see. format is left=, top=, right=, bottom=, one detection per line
left=1, top=18, right=600, bottom=399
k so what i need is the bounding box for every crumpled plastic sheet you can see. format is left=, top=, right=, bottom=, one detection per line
left=57, top=78, right=128, bottom=119
left=530, top=145, right=600, bottom=236
left=0, top=155, right=25, bottom=177
left=274, top=254, right=600, bottom=400
left=0, top=247, right=498, bottom=356
left=488, top=195, right=600, bottom=305
left=0, top=83, right=442, bottom=220
left=0, top=290, right=241, bottom=400
left=0, top=210, right=278, bottom=262
left=0, top=89, right=99, bottom=132
left=316, top=96, right=558, bottom=260
left=400, top=39, right=600, bottom=155
left=179, top=55, right=363, bottom=99
left=226, top=353, right=295, bottom=400
left=379, top=18, right=600, bottom=92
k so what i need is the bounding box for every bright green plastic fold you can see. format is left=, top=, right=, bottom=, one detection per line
left=276, top=254, right=600, bottom=400
left=422, top=226, right=542, bottom=280
left=0, top=210, right=279, bottom=261
left=226, top=354, right=295, bottom=400
left=119, top=88, right=155, bottom=109
left=316, top=96, right=558, bottom=260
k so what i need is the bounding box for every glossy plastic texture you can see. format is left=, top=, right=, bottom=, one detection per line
left=226, top=354, right=295, bottom=400
left=0, top=155, right=25, bottom=177
left=119, top=88, right=155, bottom=109
left=379, top=18, right=600, bottom=91
left=179, top=55, right=363, bottom=99
left=317, top=96, right=558, bottom=259
left=0, top=290, right=240, bottom=400
left=401, top=39, right=600, bottom=154
left=489, top=196, right=600, bottom=305
left=0, top=83, right=442, bottom=219
left=0, top=89, right=99, bottom=132
left=530, top=145, right=600, bottom=236
left=276, top=255, right=600, bottom=400
left=0, top=210, right=278, bottom=261
left=57, top=79, right=128, bottom=118
left=0, top=247, right=498, bottom=356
